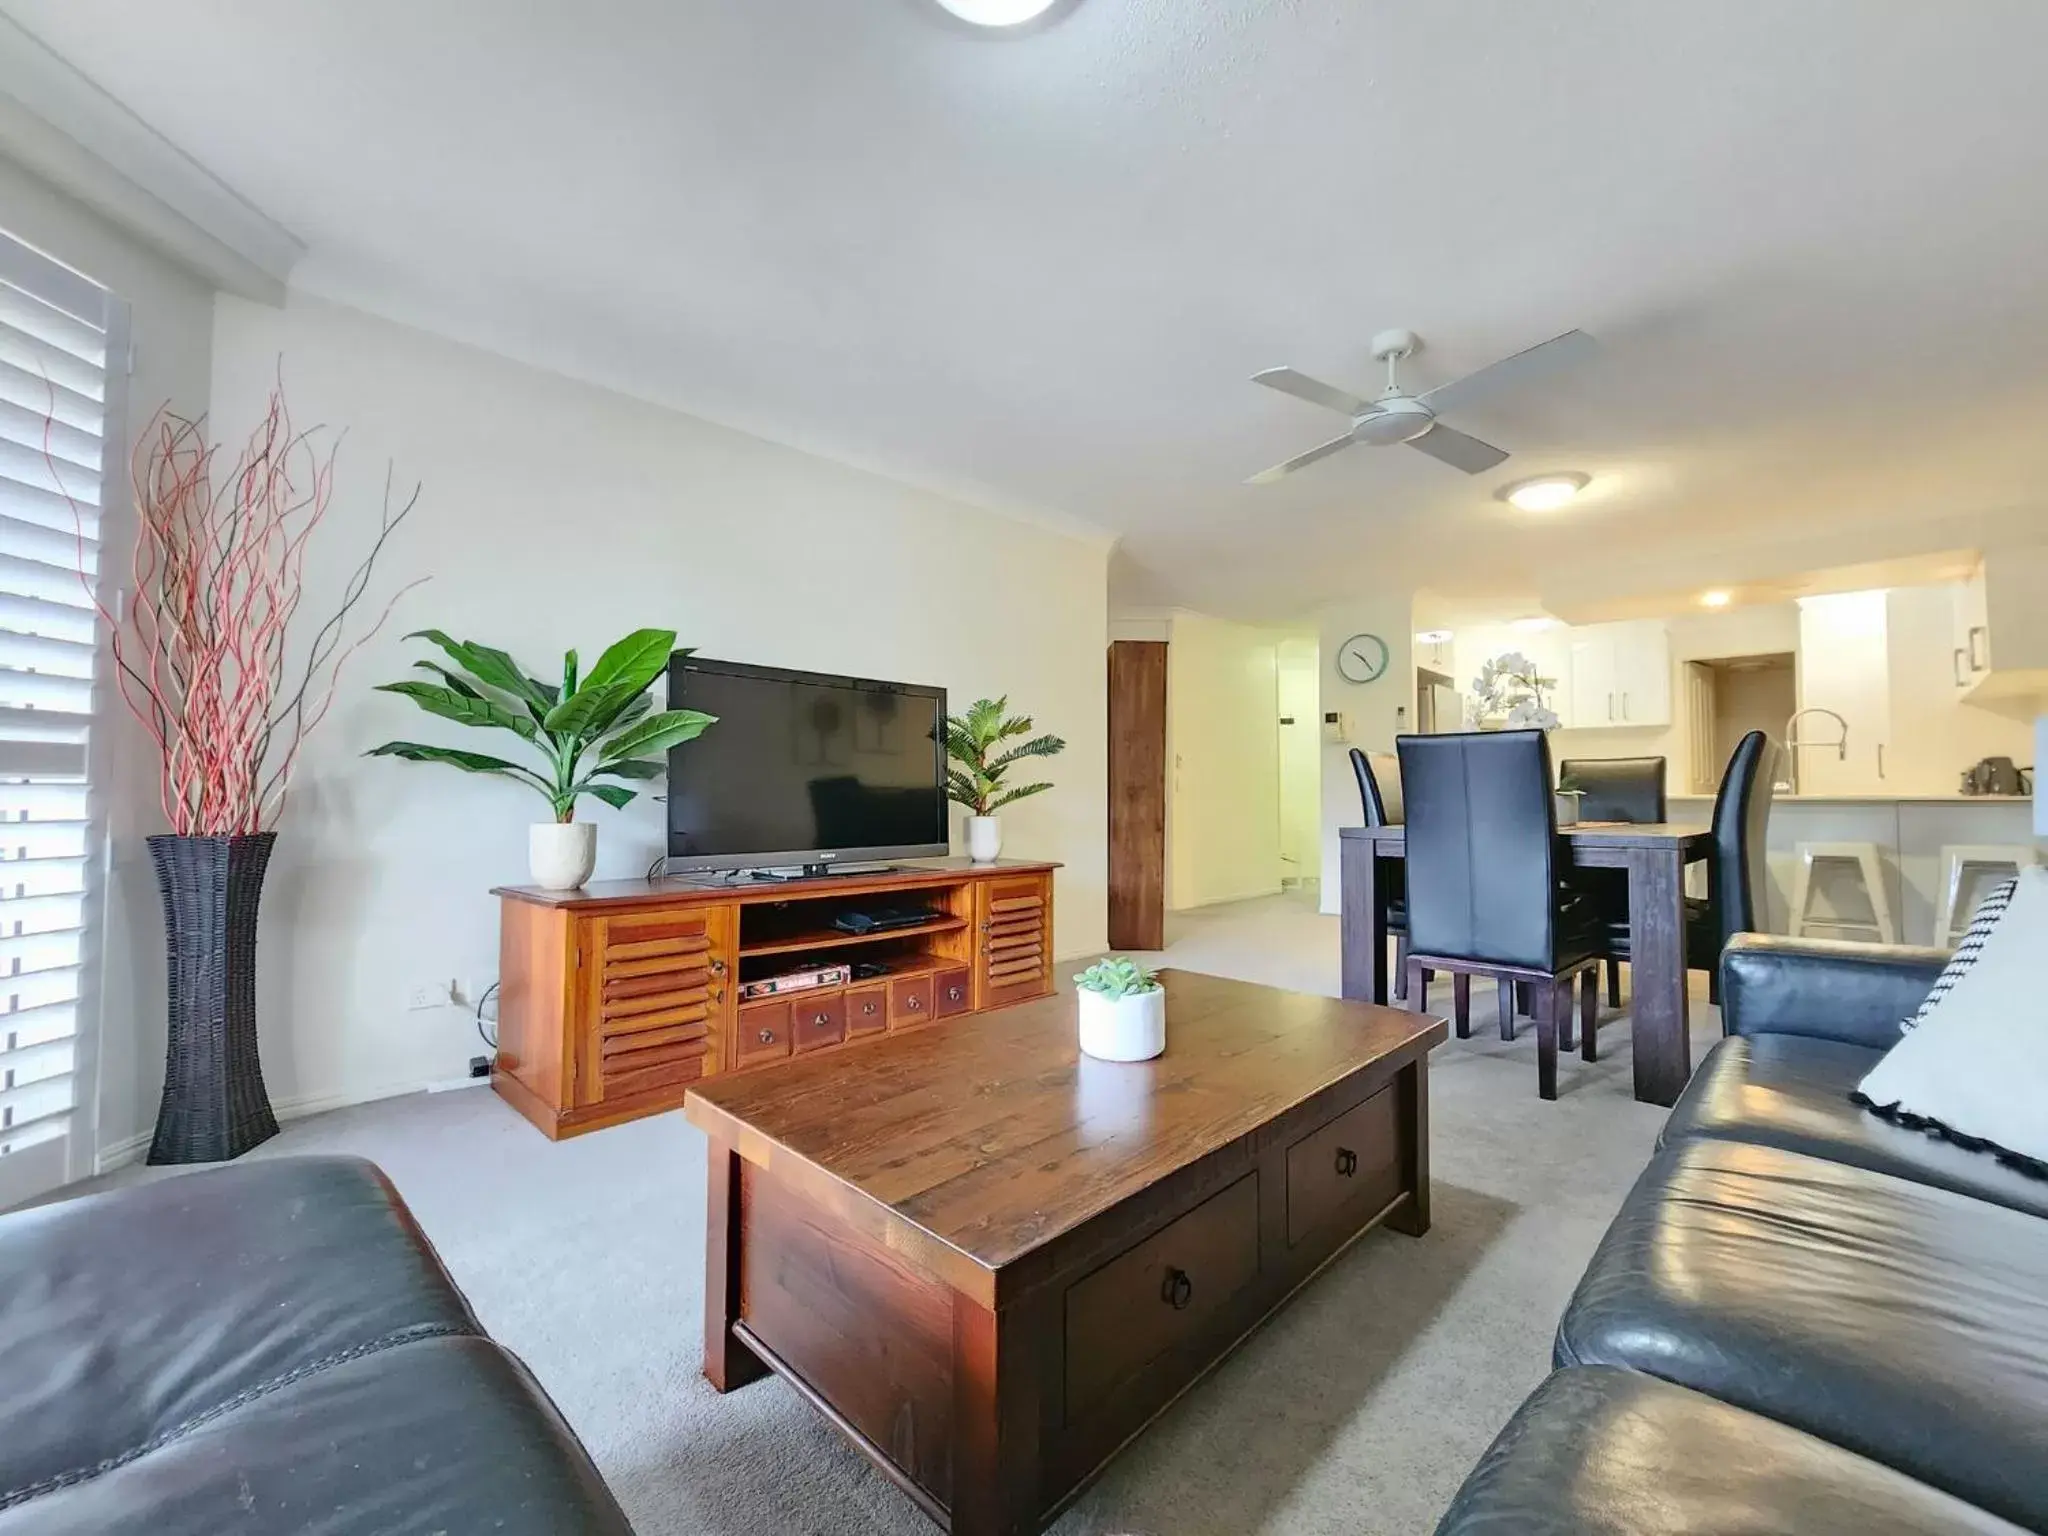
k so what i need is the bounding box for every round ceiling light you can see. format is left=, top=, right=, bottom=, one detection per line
left=1496, top=472, right=1590, bottom=513
left=934, top=0, right=1060, bottom=24
left=1701, top=590, right=1732, bottom=608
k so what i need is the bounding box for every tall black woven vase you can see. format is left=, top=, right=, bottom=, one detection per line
left=146, top=833, right=280, bottom=1164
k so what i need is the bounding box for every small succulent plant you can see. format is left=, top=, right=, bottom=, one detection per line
left=1074, top=956, right=1161, bottom=1000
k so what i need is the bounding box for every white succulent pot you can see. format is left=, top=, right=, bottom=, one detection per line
left=530, top=821, right=597, bottom=890
left=1078, top=985, right=1167, bottom=1063
left=965, top=815, right=1003, bottom=864
left=1554, top=790, right=1583, bottom=828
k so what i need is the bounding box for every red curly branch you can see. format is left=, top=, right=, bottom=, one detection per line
left=40, top=374, right=422, bottom=834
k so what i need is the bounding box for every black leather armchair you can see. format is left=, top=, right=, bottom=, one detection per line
left=0, top=1157, right=634, bottom=1535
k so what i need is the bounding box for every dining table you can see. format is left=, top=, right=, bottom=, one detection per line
left=1340, top=820, right=1714, bottom=1107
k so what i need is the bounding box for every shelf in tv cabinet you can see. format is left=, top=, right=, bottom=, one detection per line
left=737, top=915, right=969, bottom=960
left=737, top=951, right=956, bottom=1008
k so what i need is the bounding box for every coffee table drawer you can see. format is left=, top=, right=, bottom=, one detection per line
left=1062, top=1172, right=1260, bottom=1424
left=1285, top=1085, right=1400, bottom=1248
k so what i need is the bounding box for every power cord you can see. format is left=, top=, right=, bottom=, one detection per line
left=476, top=980, right=500, bottom=1051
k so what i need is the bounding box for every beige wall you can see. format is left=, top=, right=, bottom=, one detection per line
left=1163, top=611, right=1284, bottom=910
left=186, top=293, right=1110, bottom=1139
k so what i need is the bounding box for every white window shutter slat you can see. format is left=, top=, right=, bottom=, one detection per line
left=0, top=236, right=110, bottom=1173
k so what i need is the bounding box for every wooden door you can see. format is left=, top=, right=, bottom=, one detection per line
left=975, top=874, right=1053, bottom=1010
left=1107, top=640, right=1167, bottom=949
left=577, top=904, right=735, bottom=1106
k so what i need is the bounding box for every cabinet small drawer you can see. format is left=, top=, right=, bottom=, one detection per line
left=737, top=1002, right=793, bottom=1066
left=933, top=967, right=972, bottom=1018
left=845, top=982, right=888, bottom=1036
left=888, top=974, right=935, bottom=1028
left=1062, top=1173, right=1260, bottom=1425
left=791, top=994, right=846, bottom=1054
left=1285, top=1087, right=1400, bottom=1249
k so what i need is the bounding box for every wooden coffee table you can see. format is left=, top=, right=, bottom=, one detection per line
left=684, top=969, right=1443, bottom=1536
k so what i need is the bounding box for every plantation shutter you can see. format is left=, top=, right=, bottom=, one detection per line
left=0, top=231, right=122, bottom=1206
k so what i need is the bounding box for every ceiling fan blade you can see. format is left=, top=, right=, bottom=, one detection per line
left=1407, top=423, right=1510, bottom=475
left=1247, top=431, right=1359, bottom=485
left=1419, top=329, right=1597, bottom=415
left=1251, top=367, right=1372, bottom=418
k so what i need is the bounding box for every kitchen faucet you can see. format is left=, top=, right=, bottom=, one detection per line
left=1782, top=708, right=1850, bottom=792
left=1784, top=707, right=1849, bottom=761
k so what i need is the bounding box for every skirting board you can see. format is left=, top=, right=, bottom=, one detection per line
left=95, top=1075, right=486, bottom=1173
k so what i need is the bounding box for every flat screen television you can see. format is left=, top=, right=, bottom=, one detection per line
left=664, top=657, right=949, bottom=872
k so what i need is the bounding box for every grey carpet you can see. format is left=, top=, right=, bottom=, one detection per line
left=87, top=893, right=1713, bottom=1535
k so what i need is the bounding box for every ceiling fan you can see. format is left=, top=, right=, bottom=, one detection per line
left=1246, top=327, right=1597, bottom=484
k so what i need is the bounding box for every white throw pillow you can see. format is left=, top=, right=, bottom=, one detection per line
left=1855, top=865, right=2048, bottom=1176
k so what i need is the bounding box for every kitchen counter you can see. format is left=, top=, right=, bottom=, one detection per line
left=1669, top=793, right=2030, bottom=806
left=1667, top=793, right=2038, bottom=946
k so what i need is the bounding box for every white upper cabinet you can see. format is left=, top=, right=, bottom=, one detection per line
left=1563, top=622, right=1671, bottom=728
left=1795, top=592, right=1891, bottom=793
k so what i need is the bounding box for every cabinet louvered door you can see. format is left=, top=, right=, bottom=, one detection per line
left=578, top=905, right=733, bottom=1107
left=975, top=874, right=1054, bottom=1011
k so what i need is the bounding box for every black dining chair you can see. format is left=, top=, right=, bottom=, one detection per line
left=1558, top=755, right=1668, bottom=1006
left=1349, top=748, right=1410, bottom=999
left=1686, top=730, right=1780, bottom=999
left=1397, top=730, right=1605, bottom=1100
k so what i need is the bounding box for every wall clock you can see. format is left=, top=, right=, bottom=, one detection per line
left=1336, top=633, right=1391, bottom=685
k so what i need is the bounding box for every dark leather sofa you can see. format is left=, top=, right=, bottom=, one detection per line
left=0, top=1156, right=633, bottom=1535
left=1437, top=933, right=2048, bottom=1535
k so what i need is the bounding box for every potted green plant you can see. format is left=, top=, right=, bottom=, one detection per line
left=368, top=628, right=715, bottom=889
left=1555, top=770, right=1585, bottom=828
left=944, top=697, right=1066, bottom=863
left=1074, top=957, right=1166, bottom=1061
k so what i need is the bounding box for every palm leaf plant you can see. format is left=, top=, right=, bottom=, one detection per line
left=367, top=627, right=715, bottom=821
left=944, top=696, right=1066, bottom=815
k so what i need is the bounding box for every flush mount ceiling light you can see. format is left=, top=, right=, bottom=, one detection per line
left=1496, top=472, right=1590, bottom=512
left=1701, top=590, right=1733, bottom=608
left=934, top=0, right=1060, bottom=24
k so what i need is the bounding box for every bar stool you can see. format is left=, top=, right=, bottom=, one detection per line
left=1789, top=841, right=1896, bottom=944
left=1935, top=844, right=2038, bottom=947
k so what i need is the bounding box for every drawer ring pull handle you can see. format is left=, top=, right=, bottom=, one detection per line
left=947, top=986, right=964, bottom=1002
left=1335, top=1147, right=1359, bottom=1178
left=812, top=1012, right=831, bottom=1026
left=758, top=1029, right=776, bottom=1045
left=1161, top=1267, right=1194, bottom=1310
left=907, top=995, right=923, bottom=1010
left=710, top=958, right=727, bottom=976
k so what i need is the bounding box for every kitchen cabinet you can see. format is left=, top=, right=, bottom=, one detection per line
left=1952, top=561, right=1990, bottom=690
left=1565, top=622, right=1671, bottom=728
left=1795, top=592, right=1891, bottom=793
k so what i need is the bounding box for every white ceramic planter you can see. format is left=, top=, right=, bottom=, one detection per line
left=530, top=821, right=597, bottom=890
left=1078, top=985, right=1166, bottom=1063
left=965, top=815, right=1003, bottom=863
left=1554, top=790, right=1583, bottom=828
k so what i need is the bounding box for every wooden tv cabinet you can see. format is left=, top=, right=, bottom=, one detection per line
left=489, top=858, right=1058, bottom=1140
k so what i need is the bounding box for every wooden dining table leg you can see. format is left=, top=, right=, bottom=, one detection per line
left=1340, top=834, right=1391, bottom=1006
left=1625, top=846, right=1692, bottom=1106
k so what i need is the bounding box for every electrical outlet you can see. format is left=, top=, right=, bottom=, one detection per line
left=406, top=981, right=453, bottom=1011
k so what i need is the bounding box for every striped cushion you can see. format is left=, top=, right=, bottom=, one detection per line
left=1855, top=869, right=2046, bottom=1176
left=1901, top=875, right=2015, bottom=1032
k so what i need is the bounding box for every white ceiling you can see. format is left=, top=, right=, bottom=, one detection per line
left=7, top=0, right=2048, bottom=621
